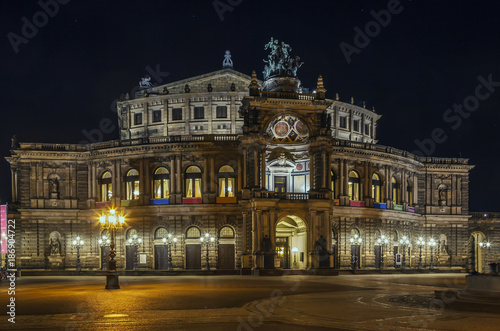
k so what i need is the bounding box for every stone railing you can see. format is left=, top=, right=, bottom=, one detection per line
left=254, top=191, right=328, bottom=200
left=260, top=91, right=316, bottom=101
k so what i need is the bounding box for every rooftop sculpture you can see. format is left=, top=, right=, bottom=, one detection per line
left=263, top=38, right=303, bottom=80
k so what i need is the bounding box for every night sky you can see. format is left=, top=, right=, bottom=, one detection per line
left=1, top=0, right=499, bottom=211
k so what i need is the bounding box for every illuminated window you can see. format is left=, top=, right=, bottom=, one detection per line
left=154, top=227, right=168, bottom=239
left=331, top=170, right=336, bottom=199
left=392, top=177, right=400, bottom=204
left=126, top=228, right=138, bottom=240
left=100, top=171, right=112, bottom=202
left=153, top=167, right=170, bottom=199
left=185, top=166, right=202, bottom=198
left=218, top=165, right=235, bottom=198
left=407, top=179, right=413, bottom=206
left=186, top=226, right=201, bottom=239
left=125, top=169, right=140, bottom=200
left=219, top=226, right=235, bottom=238
left=348, top=170, right=360, bottom=201
left=372, top=173, right=382, bottom=203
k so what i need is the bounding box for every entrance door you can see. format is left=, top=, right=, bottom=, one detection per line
left=126, top=245, right=136, bottom=270
left=274, top=176, right=287, bottom=193
left=154, top=245, right=169, bottom=270
left=351, top=245, right=360, bottom=269
left=276, top=237, right=289, bottom=269
left=374, top=245, right=381, bottom=268
left=218, top=244, right=235, bottom=269
left=101, top=246, right=110, bottom=270
left=185, top=244, right=201, bottom=269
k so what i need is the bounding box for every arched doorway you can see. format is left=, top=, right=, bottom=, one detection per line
left=275, top=216, right=307, bottom=270
left=471, top=232, right=486, bottom=273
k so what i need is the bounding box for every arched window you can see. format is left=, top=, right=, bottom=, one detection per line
left=125, top=169, right=140, bottom=200
left=219, top=226, right=235, bottom=238
left=348, top=170, right=361, bottom=201
left=371, top=173, right=381, bottom=203
left=393, top=230, right=399, bottom=242
left=331, top=170, right=336, bottom=199
left=186, top=226, right=201, bottom=239
left=391, top=177, right=399, bottom=204
left=218, top=165, right=235, bottom=198
left=185, top=166, right=202, bottom=198
left=153, top=167, right=170, bottom=199
left=100, top=171, right=112, bottom=202
left=154, top=227, right=168, bottom=240
left=406, top=179, right=413, bottom=206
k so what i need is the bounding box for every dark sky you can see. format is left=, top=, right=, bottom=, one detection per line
left=1, top=0, right=499, bottom=211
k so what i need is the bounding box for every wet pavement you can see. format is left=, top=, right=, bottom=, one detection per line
left=0, top=273, right=498, bottom=330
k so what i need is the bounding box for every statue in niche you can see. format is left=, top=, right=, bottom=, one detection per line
left=438, top=184, right=447, bottom=206
left=261, top=235, right=272, bottom=253
left=314, top=235, right=328, bottom=255
left=49, top=177, right=59, bottom=199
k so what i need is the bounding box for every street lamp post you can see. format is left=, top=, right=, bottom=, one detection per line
left=162, top=233, right=178, bottom=270
left=99, top=209, right=125, bottom=289
left=72, top=236, right=84, bottom=273
left=399, top=236, right=410, bottom=269
left=127, top=234, right=142, bottom=271
left=98, top=235, right=111, bottom=271
left=349, top=234, right=362, bottom=272
left=428, top=238, right=437, bottom=270
left=478, top=241, right=492, bottom=273
left=416, top=237, right=425, bottom=269
left=376, top=235, right=388, bottom=269
left=200, top=232, right=215, bottom=271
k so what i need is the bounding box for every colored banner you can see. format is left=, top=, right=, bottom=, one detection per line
left=0, top=205, right=7, bottom=254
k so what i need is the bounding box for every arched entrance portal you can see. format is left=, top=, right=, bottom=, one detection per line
left=470, top=232, right=486, bottom=273
left=275, top=216, right=307, bottom=270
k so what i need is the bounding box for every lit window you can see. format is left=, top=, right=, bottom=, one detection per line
left=185, top=166, right=202, bottom=198
left=348, top=170, right=360, bottom=201
left=392, top=177, right=399, bottom=204
left=186, top=226, right=201, bottom=238
left=153, top=167, right=170, bottom=199
left=219, top=226, right=234, bottom=238
left=100, top=171, right=112, bottom=202
left=372, top=173, right=381, bottom=203
left=218, top=165, right=235, bottom=198
left=125, top=169, right=140, bottom=200
left=154, top=227, right=168, bottom=239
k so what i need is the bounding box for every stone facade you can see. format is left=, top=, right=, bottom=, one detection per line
left=5, top=66, right=499, bottom=272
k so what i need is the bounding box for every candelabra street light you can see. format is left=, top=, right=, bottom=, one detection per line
left=399, top=236, right=410, bottom=269
left=200, top=232, right=215, bottom=271
left=128, top=234, right=142, bottom=271
left=72, top=236, right=84, bottom=273
left=349, top=234, right=362, bottom=272
left=376, top=235, right=388, bottom=269
left=99, top=209, right=125, bottom=289
left=478, top=241, right=492, bottom=274
left=428, top=238, right=437, bottom=270
left=162, top=233, right=178, bottom=270
left=416, top=237, right=425, bottom=269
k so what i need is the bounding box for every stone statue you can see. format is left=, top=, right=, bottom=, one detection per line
left=139, top=76, right=153, bottom=88
left=50, top=238, right=61, bottom=255
left=10, top=135, right=18, bottom=149
left=50, top=178, right=59, bottom=193
left=438, top=185, right=447, bottom=206
left=314, top=235, right=327, bottom=255
left=262, top=235, right=272, bottom=253
left=263, top=38, right=304, bottom=80
left=222, top=50, right=233, bottom=68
